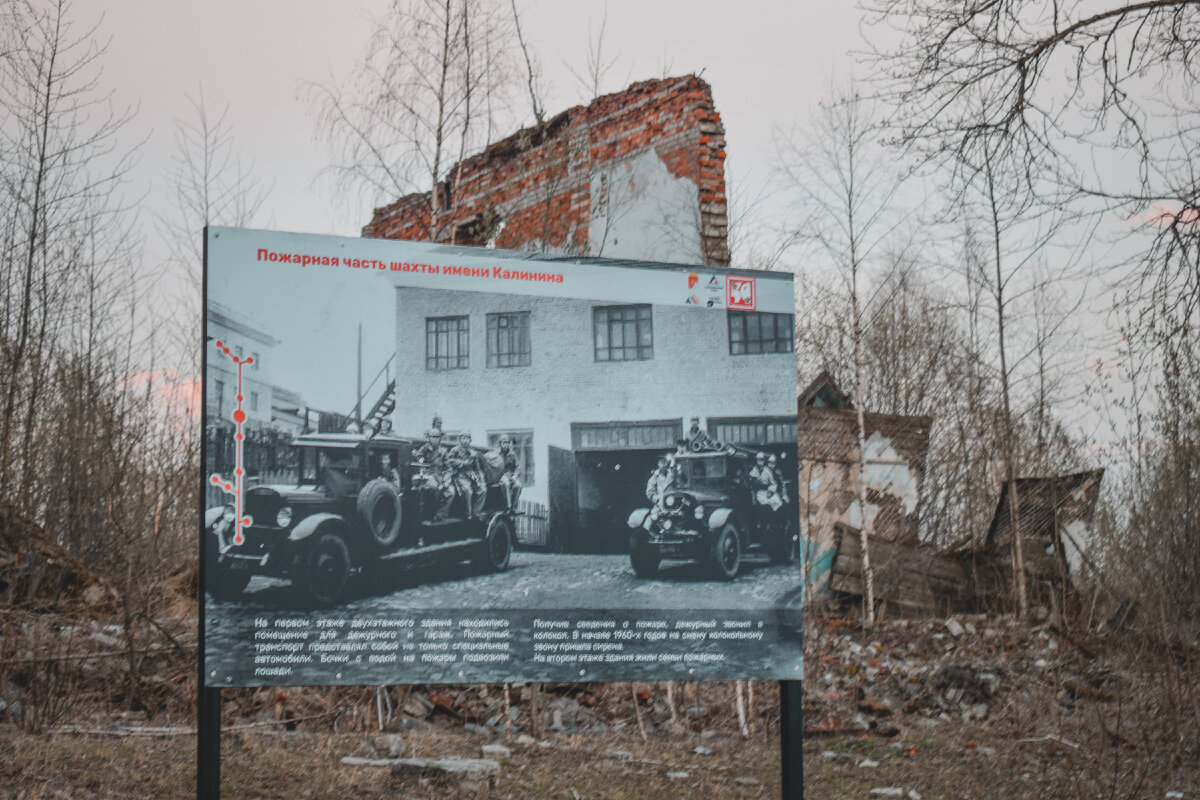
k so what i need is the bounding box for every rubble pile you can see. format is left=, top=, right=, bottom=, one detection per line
left=0, top=507, right=197, bottom=727
left=804, top=614, right=1121, bottom=734
left=329, top=681, right=756, bottom=740
left=0, top=611, right=196, bottom=726
left=0, top=504, right=119, bottom=617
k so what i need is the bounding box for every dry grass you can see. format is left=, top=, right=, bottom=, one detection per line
left=1, top=726, right=780, bottom=799
left=4, top=713, right=1195, bottom=799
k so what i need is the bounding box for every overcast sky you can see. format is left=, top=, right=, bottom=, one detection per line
left=101, top=0, right=863, bottom=238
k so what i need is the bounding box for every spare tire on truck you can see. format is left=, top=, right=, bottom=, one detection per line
left=357, top=478, right=402, bottom=547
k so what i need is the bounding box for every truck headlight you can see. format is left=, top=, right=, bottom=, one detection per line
left=276, top=506, right=293, bottom=528
left=665, top=495, right=678, bottom=508
left=694, top=505, right=705, bottom=520
left=662, top=518, right=674, bottom=531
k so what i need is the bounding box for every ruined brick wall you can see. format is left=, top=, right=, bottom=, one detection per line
left=362, top=75, right=730, bottom=267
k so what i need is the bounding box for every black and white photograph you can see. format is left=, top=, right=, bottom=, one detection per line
left=203, top=227, right=802, bottom=684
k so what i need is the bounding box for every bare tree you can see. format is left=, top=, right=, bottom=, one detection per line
left=159, top=90, right=266, bottom=283
left=950, top=122, right=1099, bottom=616
left=777, top=86, right=911, bottom=625
left=866, top=0, right=1114, bottom=611
left=981, top=144, right=1030, bottom=616
left=563, top=2, right=626, bottom=103
left=157, top=89, right=267, bottom=378
left=0, top=0, right=204, bottom=719
left=508, top=0, right=544, bottom=127
left=867, top=0, right=1200, bottom=195
left=307, top=0, right=518, bottom=242
left=868, top=0, right=1200, bottom=450
left=0, top=0, right=136, bottom=510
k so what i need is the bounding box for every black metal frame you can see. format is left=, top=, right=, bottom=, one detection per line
left=780, top=680, right=804, bottom=798
left=199, top=225, right=220, bottom=799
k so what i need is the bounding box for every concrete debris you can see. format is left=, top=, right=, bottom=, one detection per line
left=965, top=703, right=989, bottom=721
left=342, top=754, right=501, bottom=785
left=372, top=733, right=405, bottom=757
left=480, top=743, right=511, bottom=758
left=391, top=756, right=500, bottom=783
left=804, top=614, right=1121, bottom=735
left=666, top=771, right=690, bottom=779
left=693, top=746, right=714, bottom=756
left=402, top=694, right=433, bottom=719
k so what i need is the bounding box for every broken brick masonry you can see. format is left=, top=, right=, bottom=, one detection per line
left=363, top=75, right=731, bottom=267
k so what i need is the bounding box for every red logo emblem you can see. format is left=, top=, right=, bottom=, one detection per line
left=688, top=271, right=699, bottom=288
left=726, top=276, right=756, bottom=310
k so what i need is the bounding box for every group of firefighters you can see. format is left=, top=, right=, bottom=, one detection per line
left=645, top=451, right=787, bottom=509
left=382, top=414, right=786, bottom=525
left=644, top=417, right=789, bottom=524
left=406, top=415, right=522, bottom=521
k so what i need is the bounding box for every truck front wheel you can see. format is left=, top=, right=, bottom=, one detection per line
left=629, top=534, right=661, bottom=578
left=710, top=524, right=741, bottom=580
left=295, top=531, right=352, bottom=606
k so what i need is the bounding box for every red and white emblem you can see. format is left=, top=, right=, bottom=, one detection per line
left=726, top=276, right=756, bottom=310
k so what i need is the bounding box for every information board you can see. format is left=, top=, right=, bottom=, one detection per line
left=202, top=226, right=803, bottom=686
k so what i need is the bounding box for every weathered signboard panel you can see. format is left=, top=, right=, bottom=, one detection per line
left=202, top=227, right=802, bottom=685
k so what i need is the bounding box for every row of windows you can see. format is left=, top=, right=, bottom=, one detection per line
left=425, top=307, right=794, bottom=371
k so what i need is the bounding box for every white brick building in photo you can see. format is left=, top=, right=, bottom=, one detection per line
left=389, top=282, right=798, bottom=550
left=206, top=301, right=279, bottom=430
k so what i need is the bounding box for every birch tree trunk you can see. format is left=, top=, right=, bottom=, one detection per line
left=984, top=149, right=1028, bottom=619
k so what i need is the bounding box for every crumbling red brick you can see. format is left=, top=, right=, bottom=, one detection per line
left=362, top=75, right=730, bottom=266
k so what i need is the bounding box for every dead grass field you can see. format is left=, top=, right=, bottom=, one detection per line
left=3, top=716, right=1195, bottom=800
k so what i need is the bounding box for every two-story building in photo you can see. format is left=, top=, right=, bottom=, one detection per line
left=206, top=301, right=280, bottom=429
left=389, top=282, right=798, bottom=551
left=205, top=302, right=318, bottom=480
